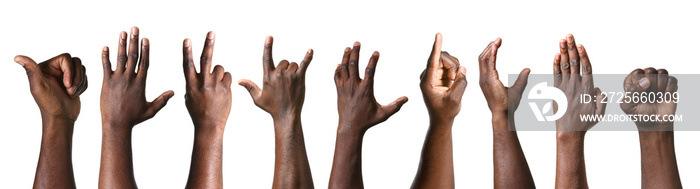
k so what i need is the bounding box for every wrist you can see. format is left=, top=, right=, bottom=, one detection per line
left=42, top=117, right=75, bottom=134
left=336, top=123, right=365, bottom=140
left=635, top=122, right=675, bottom=131
left=102, top=122, right=133, bottom=138
left=273, top=114, right=302, bottom=133
left=638, top=131, right=674, bottom=144
left=556, top=131, right=586, bottom=143
left=429, top=117, right=455, bottom=129
left=193, top=120, right=226, bottom=134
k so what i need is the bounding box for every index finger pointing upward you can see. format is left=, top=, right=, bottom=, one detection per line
left=183, top=38, right=197, bottom=80
left=263, top=36, right=275, bottom=73
left=425, top=33, right=443, bottom=82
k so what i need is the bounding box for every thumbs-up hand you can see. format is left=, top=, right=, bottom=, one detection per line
left=15, top=53, right=87, bottom=122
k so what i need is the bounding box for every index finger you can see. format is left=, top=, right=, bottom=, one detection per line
left=263, top=36, right=274, bottom=74
left=183, top=39, right=197, bottom=81
left=425, top=33, right=443, bottom=82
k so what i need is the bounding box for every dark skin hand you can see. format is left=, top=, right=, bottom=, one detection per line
left=99, top=27, right=174, bottom=189
left=552, top=34, right=606, bottom=189
left=184, top=32, right=232, bottom=189
left=478, top=38, right=535, bottom=189
left=238, top=36, right=314, bottom=189
left=15, top=54, right=87, bottom=189
left=620, top=68, right=682, bottom=189
left=328, top=42, right=408, bottom=189
left=411, top=33, right=467, bottom=189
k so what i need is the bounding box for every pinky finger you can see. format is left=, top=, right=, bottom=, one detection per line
left=666, top=76, right=679, bottom=93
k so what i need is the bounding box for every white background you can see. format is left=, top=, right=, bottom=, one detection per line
left=1, top=0, right=699, bottom=188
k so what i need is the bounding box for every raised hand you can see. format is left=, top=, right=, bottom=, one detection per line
left=329, top=41, right=407, bottom=189
left=620, top=68, right=682, bottom=188
left=100, top=27, right=174, bottom=127
left=334, top=42, right=408, bottom=134
left=238, top=36, right=312, bottom=121
left=99, top=27, right=173, bottom=189
left=620, top=68, right=678, bottom=130
left=478, top=38, right=530, bottom=117
left=553, top=34, right=604, bottom=189
left=420, top=33, right=467, bottom=122
left=238, top=36, right=314, bottom=189
left=15, top=54, right=87, bottom=121
left=411, top=33, right=466, bottom=189
left=183, top=31, right=232, bottom=189
left=15, top=54, right=87, bottom=189
left=477, top=37, right=534, bottom=189
left=553, top=34, right=606, bottom=133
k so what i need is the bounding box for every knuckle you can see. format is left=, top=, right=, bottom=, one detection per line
left=561, top=61, right=570, bottom=69
left=118, top=55, right=128, bottom=62
left=570, top=59, right=579, bottom=66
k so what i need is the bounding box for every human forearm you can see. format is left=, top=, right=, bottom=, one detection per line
left=492, top=113, right=534, bottom=189
left=272, top=116, right=314, bottom=189
left=34, top=118, right=76, bottom=189
left=555, top=131, right=588, bottom=189
left=411, top=118, right=454, bottom=189
left=638, top=130, right=681, bottom=189
left=329, top=126, right=364, bottom=189
left=98, top=124, right=137, bottom=189
left=186, top=125, right=225, bottom=189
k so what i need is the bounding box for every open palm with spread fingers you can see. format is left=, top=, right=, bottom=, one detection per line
left=334, top=42, right=408, bottom=132
left=99, top=27, right=174, bottom=189
left=329, top=42, right=408, bottom=189
left=100, top=27, right=174, bottom=127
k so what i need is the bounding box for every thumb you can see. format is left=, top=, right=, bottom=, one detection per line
left=448, top=66, right=468, bottom=97
left=626, top=77, right=651, bottom=93
left=510, top=68, right=531, bottom=95
left=144, top=90, right=175, bottom=119
left=238, top=79, right=262, bottom=101
left=378, top=96, right=409, bottom=121
left=14, top=55, right=41, bottom=84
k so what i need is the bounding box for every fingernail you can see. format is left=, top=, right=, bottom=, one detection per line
left=560, top=40, right=566, bottom=48
left=372, top=51, right=379, bottom=56
left=353, top=41, right=360, bottom=47
left=103, top=46, right=108, bottom=51
left=184, top=39, right=191, bottom=48
left=120, top=32, right=126, bottom=40
left=307, top=49, right=312, bottom=54
left=566, top=34, right=573, bottom=44
left=207, top=31, right=215, bottom=39
left=143, top=39, right=149, bottom=46
left=460, top=67, right=466, bottom=75
left=577, top=45, right=583, bottom=53
left=131, top=27, right=138, bottom=36
left=344, top=47, right=350, bottom=53
left=639, top=78, right=650, bottom=88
